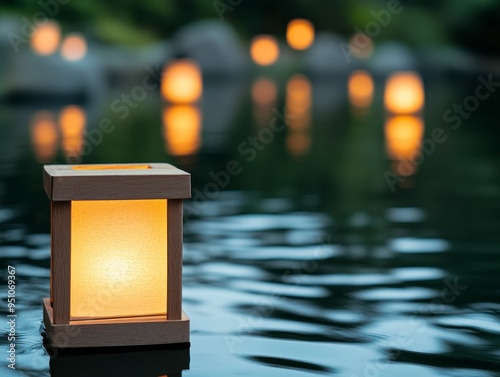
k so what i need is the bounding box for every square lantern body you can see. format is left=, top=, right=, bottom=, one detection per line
left=42, top=163, right=191, bottom=348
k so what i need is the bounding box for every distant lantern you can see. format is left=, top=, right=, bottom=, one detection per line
left=42, top=163, right=191, bottom=348
left=250, top=35, right=279, bottom=66
left=349, top=33, right=374, bottom=59
left=384, top=72, right=424, bottom=114
left=286, top=19, right=315, bottom=50
left=31, top=21, right=61, bottom=56
left=161, top=60, right=203, bottom=104
left=61, top=34, right=87, bottom=61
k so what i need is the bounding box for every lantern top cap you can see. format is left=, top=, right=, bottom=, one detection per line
left=44, top=163, right=191, bottom=201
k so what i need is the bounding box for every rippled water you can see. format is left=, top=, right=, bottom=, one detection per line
left=1, top=74, right=500, bottom=376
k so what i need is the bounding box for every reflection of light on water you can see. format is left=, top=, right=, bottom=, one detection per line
left=31, top=111, right=58, bottom=163
left=385, top=115, right=424, bottom=176
left=59, top=105, right=86, bottom=160
left=162, top=105, right=201, bottom=156
left=287, top=19, right=315, bottom=50
left=61, top=34, right=87, bottom=61
left=384, top=72, right=424, bottom=114
left=30, top=21, right=60, bottom=56
left=348, top=70, right=374, bottom=112
left=349, top=33, right=373, bottom=59
left=161, top=60, right=203, bottom=104
left=250, top=35, right=279, bottom=66
left=286, top=75, right=312, bottom=156
left=252, top=77, right=277, bottom=127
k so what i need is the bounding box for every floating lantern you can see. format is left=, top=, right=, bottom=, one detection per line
left=384, top=72, right=424, bottom=114
left=161, top=60, right=202, bottom=104
left=43, top=163, right=191, bottom=348
left=286, top=19, right=315, bottom=50
left=250, top=35, right=279, bottom=66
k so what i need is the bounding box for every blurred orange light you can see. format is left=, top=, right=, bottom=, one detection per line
left=349, top=33, right=374, bottom=59
left=287, top=19, right=315, bottom=50
left=348, top=70, right=374, bottom=109
left=59, top=105, right=86, bottom=159
left=250, top=35, right=279, bottom=66
left=31, top=111, right=58, bottom=163
left=162, top=105, right=201, bottom=156
left=61, top=34, right=87, bottom=61
left=252, top=78, right=277, bottom=107
left=161, top=60, right=203, bottom=104
left=286, top=132, right=311, bottom=157
left=286, top=74, right=312, bottom=131
left=384, top=72, right=424, bottom=114
left=385, top=115, right=424, bottom=162
left=252, top=78, right=278, bottom=127
left=31, top=21, right=61, bottom=56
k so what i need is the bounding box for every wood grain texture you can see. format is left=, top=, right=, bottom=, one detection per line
left=43, top=298, right=190, bottom=348
left=51, top=202, right=71, bottom=324
left=167, top=199, right=183, bottom=320
left=44, top=163, right=191, bottom=201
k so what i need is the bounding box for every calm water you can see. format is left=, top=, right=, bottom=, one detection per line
left=1, top=72, right=500, bottom=376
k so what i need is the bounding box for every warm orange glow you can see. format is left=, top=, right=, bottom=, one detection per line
left=252, top=78, right=277, bottom=127
left=252, top=78, right=277, bottom=107
left=250, top=35, right=279, bottom=66
left=59, top=106, right=86, bottom=160
left=161, top=60, right=203, bottom=104
left=286, top=132, right=311, bottom=157
left=31, top=111, right=58, bottom=163
left=349, top=33, right=374, bottom=59
left=286, top=74, right=312, bottom=131
left=30, top=21, right=60, bottom=56
left=61, top=34, right=87, bottom=61
left=287, top=19, right=315, bottom=50
left=348, top=70, right=374, bottom=109
left=385, top=115, right=424, bottom=162
left=162, top=105, right=201, bottom=156
left=384, top=72, right=424, bottom=114
left=72, top=165, right=151, bottom=170
left=71, top=199, right=167, bottom=319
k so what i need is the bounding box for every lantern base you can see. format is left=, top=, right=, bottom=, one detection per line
left=42, top=298, right=190, bottom=348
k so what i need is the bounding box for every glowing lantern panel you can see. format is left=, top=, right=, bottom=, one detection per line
left=71, top=199, right=167, bottom=319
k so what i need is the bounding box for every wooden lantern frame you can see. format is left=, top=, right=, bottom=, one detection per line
left=42, top=163, right=191, bottom=348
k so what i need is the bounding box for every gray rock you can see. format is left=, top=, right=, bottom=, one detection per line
left=172, top=20, right=248, bottom=78
left=303, top=32, right=350, bottom=76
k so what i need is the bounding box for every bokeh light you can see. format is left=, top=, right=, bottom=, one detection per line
left=348, top=70, right=374, bottom=109
left=161, top=60, right=203, bottom=104
left=286, top=19, right=315, bottom=50
left=384, top=72, right=424, bottom=114
left=286, top=75, right=312, bottom=156
left=30, top=21, right=61, bottom=56
left=252, top=77, right=278, bottom=127
left=385, top=115, right=424, bottom=177
left=162, top=105, right=201, bottom=156
left=250, top=35, right=279, bottom=66
left=59, top=105, right=86, bottom=160
left=61, top=34, right=87, bottom=61
left=31, top=111, right=58, bottom=163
